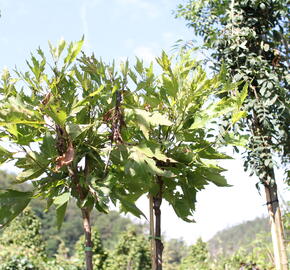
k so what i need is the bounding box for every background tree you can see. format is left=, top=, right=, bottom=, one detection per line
left=177, top=1, right=289, bottom=269
left=74, top=228, right=108, bottom=270
left=104, top=228, right=151, bottom=270
left=163, top=238, right=188, bottom=270
left=0, top=208, right=45, bottom=269
left=179, top=238, right=210, bottom=270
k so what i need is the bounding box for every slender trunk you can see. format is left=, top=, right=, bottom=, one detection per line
left=264, top=181, right=288, bottom=270
left=251, top=113, right=288, bottom=270
left=149, top=194, right=157, bottom=270
left=153, top=176, right=164, bottom=270
left=82, top=208, right=93, bottom=270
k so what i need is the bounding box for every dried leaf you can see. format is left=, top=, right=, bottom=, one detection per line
left=56, top=142, right=75, bottom=170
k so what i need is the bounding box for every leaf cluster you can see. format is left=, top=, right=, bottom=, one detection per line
left=0, top=39, right=244, bottom=227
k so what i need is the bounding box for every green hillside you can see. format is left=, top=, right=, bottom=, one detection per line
left=208, top=217, right=271, bottom=256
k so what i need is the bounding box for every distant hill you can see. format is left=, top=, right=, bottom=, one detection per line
left=208, top=216, right=271, bottom=256
left=0, top=170, right=146, bottom=256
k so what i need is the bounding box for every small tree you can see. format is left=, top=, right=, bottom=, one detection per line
left=163, top=238, right=188, bottom=270
left=0, top=38, right=117, bottom=270
left=0, top=208, right=45, bottom=268
left=179, top=238, right=210, bottom=270
left=105, top=228, right=151, bottom=270
left=74, top=228, right=108, bottom=270
left=101, top=51, right=246, bottom=269
left=0, top=40, right=244, bottom=270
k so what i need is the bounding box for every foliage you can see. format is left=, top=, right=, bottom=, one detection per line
left=0, top=208, right=47, bottom=269
left=208, top=216, right=270, bottom=256
left=176, top=0, right=289, bottom=184
left=102, top=50, right=245, bottom=223
left=0, top=37, right=241, bottom=221
left=105, top=228, right=151, bottom=270
left=74, top=228, right=108, bottom=270
left=163, top=238, right=188, bottom=270
left=0, top=36, right=246, bottom=269
left=179, top=238, right=210, bottom=270
left=0, top=38, right=244, bottom=226
left=0, top=255, right=39, bottom=270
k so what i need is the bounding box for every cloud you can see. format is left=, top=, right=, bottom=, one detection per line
left=115, top=0, right=160, bottom=18
left=133, top=46, right=156, bottom=63
left=80, top=0, right=101, bottom=51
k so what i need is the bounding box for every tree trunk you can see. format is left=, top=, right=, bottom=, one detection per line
left=153, top=176, right=164, bottom=270
left=82, top=208, right=93, bottom=270
left=149, top=194, right=157, bottom=270
left=264, top=182, right=288, bottom=270
left=251, top=115, right=288, bottom=270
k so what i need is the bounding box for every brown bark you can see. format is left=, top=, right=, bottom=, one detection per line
left=264, top=181, right=288, bottom=270
left=153, top=176, right=164, bottom=270
left=251, top=110, right=288, bottom=270
left=149, top=194, right=157, bottom=270
left=68, top=157, right=94, bottom=270
left=82, top=208, right=93, bottom=270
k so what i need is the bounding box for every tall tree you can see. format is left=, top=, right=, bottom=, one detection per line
left=177, top=1, right=289, bottom=269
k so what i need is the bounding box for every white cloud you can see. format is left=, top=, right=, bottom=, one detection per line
left=133, top=46, right=156, bottom=63
left=115, top=0, right=160, bottom=18
left=80, top=0, right=102, bottom=51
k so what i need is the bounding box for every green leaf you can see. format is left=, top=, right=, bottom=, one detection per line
left=197, top=145, right=232, bottom=159
left=56, top=202, right=67, bottom=230
left=64, top=38, right=84, bottom=65
left=66, top=123, right=92, bottom=139
left=232, top=110, right=247, bottom=124
left=172, top=198, right=195, bottom=222
left=128, top=146, right=175, bottom=178
left=190, top=98, right=235, bottom=129
left=16, top=167, right=46, bottom=183
left=149, top=111, right=173, bottom=126
left=40, top=132, right=58, bottom=158
left=127, top=108, right=173, bottom=138
left=203, top=169, right=230, bottom=187
left=45, top=105, right=67, bottom=126
left=223, top=133, right=249, bottom=147
left=145, top=157, right=175, bottom=178
left=0, top=145, right=13, bottom=164
left=117, top=194, right=146, bottom=218
left=53, top=192, right=70, bottom=208
left=238, top=83, right=248, bottom=106
left=0, top=189, right=32, bottom=228
left=57, top=39, right=67, bottom=59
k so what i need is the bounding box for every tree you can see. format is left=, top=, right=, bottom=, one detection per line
left=0, top=39, right=244, bottom=270
left=179, top=238, right=210, bottom=270
left=163, top=238, right=188, bottom=270
left=74, top=228, right=108, bottom=270
left=177, top=1, right=289, bottom=269
left=0, top=208, right=45, bottom=269
left=0, top=38, right=124, bottom=270
left=104, top=228, right=151, bottom=270
left=101, top=50, right=246, bottom=269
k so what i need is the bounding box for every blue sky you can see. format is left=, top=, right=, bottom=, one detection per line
left=0, top=0, right=193, bottom=69
left=0, top=0, right=288, bottom=244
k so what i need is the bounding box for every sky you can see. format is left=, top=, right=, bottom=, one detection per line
left=0, top=0, right=289, bottom=245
